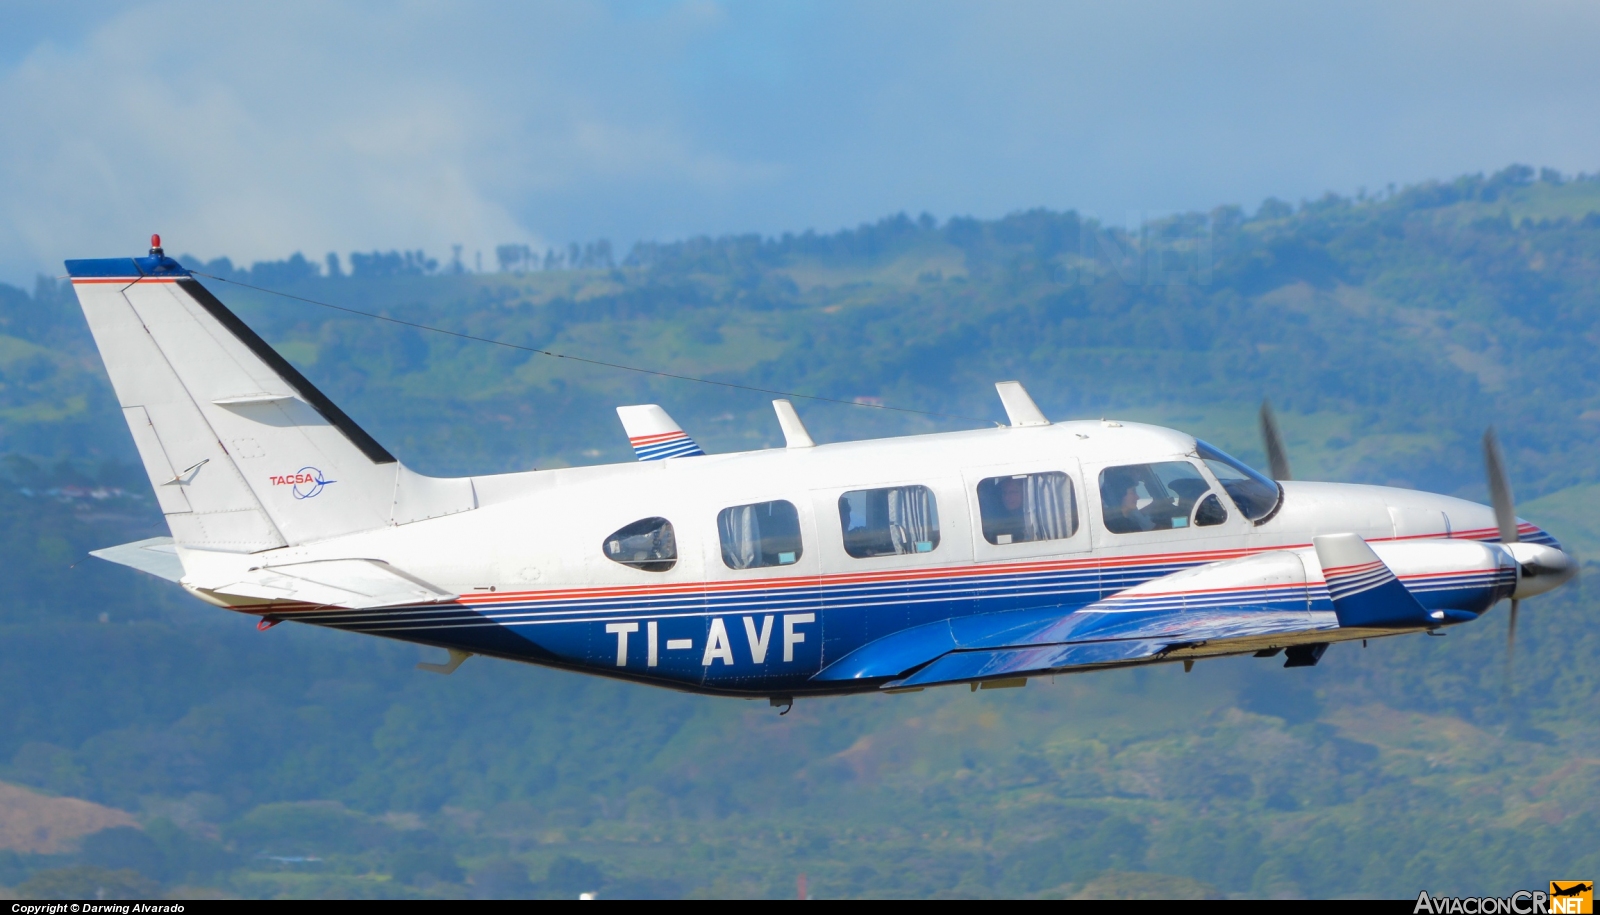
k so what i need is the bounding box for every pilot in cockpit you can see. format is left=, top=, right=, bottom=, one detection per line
left=1103, top=469, right=1155, bottom=533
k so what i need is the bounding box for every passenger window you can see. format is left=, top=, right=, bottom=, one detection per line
left=719, top=500, right=803, bottom=569
left=976, top=472, right=1078, bottom=545
left=1099, top=462, right=1225, bottom=534
left=839, top=485, right=940, bottom=558
left=602, top=517, right=677, bottom=572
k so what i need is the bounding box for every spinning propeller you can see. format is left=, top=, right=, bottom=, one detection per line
left=1255, top=405, right=1573, bottom=688
left=1482, top=428, right=1521, bottom=678
left=1482, top=427, right=1575, bottom=688
left=1258, top=399, right=1292, bottom=481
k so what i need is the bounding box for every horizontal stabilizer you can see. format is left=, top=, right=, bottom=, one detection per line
left=615, top=404, right=705, bottom=460
left=210, top=559, right=455, bottom=610
left=1313, top=533, right=1433, bottom=628
left=89, top=536, right=183, bottom=583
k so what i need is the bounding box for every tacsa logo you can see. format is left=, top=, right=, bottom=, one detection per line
left=268, top=466, right=336, bottom=500
left=1551, top=882, right=1594, bottom=915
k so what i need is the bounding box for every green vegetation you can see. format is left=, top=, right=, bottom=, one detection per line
left=1, top=165, right=1598, bottom=898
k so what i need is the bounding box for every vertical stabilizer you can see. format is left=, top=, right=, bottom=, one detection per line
left=67, top=251, right=473, bottom=554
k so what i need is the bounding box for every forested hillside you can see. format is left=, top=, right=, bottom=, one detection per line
left=1, top=166, right=1598, bottom=898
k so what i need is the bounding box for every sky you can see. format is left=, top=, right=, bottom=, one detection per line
left=2, top=0, right=1598, bottom=283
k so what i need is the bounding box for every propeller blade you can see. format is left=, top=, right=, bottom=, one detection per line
left=1260, top=399, right=1292, bottom=481
left=1505, top=598, right=1520, bottom=691
left=1482, top=427, right=1518, bottom=544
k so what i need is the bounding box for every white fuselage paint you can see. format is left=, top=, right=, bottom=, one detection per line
left=177, top=420, right=1525, bottom=694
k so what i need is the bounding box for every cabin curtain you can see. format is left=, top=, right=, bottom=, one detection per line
left=886, top=486, right=937, bottom=553
left=1024, top=472, right=1075, bottom=541
left=719, top=504, right=761, bottom=569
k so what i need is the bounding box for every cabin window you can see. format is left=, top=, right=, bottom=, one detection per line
left=1098, top=462, right=1219, bottom=533
left=976, top=472, right=1078, bottom=545
left=602, top=517, right=677, bottom=572
left=718, top=500, right=804, bottom=569
left=839, top=485, right=941, bottom=558
left=1196, top=441, right=1282, bottom=522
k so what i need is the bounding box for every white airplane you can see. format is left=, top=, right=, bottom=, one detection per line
left=71, top=240, right=1576, bottom=707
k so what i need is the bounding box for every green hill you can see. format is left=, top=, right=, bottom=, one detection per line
left=1, top=164, right=1598, bottom=898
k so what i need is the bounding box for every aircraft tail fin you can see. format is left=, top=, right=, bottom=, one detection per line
left=67, top=250, right=474, bottom=555
left=615, top=404, right=705, bottom=460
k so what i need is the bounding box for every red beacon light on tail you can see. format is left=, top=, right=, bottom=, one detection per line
left=149, top=234, right=164, bottom=258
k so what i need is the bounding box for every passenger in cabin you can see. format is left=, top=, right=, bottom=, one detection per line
left=839, top=486, right=940, bottom=557
left=983, top=476, right=1028, bottom=542
left=978, top=472, right=1077, bottom=545
left=979, top=478, right=1028, bottom=543
left=840, top=499, right=863, bottom=533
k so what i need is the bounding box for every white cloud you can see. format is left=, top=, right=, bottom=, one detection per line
left=2, top=0, right=1599, bottom=283
left=0, top=0, right=776, bottom=279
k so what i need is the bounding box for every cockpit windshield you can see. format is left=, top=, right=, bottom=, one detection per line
left=1195, top=441, right=1282, bottom=523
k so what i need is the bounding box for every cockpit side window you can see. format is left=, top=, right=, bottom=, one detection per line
left=839, top=485, right=940, bottom=558
left=1195, top=441, right=1282, bottom=523
left=1099, top=462, right=1223, bottom=534
left=1194, top=493, right=1228, bottom=527
left=718, top=500, right=803, bottom=569
left=977, top=472, right=1078, bottom=545
left=603, top=517, right=677, bottom=572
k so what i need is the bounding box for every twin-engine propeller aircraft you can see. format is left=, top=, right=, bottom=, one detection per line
left=71, top=240, right=1576, bottom=707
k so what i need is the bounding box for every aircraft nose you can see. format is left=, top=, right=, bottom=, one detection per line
left=1505, top=542, right=1577, bottom=599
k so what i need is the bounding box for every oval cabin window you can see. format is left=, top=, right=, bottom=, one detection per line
left=602, top=517, right=677, bottom=572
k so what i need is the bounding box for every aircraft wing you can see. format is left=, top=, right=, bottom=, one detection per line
left=208, top=559, right=456, bottom=610
left=887, top=637, right=1173, bottom=688
left=813, top=549, right=1332, bottom=689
